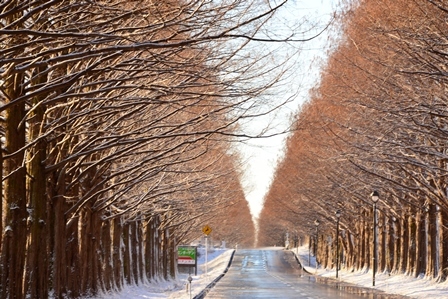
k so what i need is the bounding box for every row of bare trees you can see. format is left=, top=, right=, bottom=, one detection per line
left=259, top=0, right=448, bottom=282
left=0, top=0, right=312, bottom=298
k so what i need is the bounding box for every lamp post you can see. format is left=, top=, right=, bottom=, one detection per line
left=314, top=219, right=320, bottom=269
left=335, top=210, right=341, bottom=278
left=371, top=191, right=379, bottom=287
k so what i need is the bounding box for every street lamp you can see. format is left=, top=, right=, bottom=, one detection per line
left=371, top=191, right=379, bottom=286
left=314, top=219, right=320, bottom=269
left=335, top=210, right=341, bottom=278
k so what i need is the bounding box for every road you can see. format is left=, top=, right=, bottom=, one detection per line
left=204, top=248, right=407, bottom=299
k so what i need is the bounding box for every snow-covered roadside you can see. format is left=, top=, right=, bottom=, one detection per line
left=293, top=245, right=448, bottom=299
left=91, top=245, right=448, bottom=298
left=92, top=248, right=233, bottom=299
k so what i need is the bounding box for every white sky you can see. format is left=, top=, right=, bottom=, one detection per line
left=237, top=0, right=339, bottom=220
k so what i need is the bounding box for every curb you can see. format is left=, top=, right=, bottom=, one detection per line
left=291, top=250, right=313, bottom=275
left=193, top=249, right=236, bottom=299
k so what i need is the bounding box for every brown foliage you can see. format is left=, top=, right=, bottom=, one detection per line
left=0, top=0, right=292, bottom=297
left=260, top=0, right=448, bottom=280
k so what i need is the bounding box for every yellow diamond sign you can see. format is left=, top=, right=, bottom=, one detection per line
left=202, top=225, right=212, bottom=235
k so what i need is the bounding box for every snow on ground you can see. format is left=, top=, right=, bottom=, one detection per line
left=93, top=245, right=448, bottom=298
left=93, top=247, right=233, bottom=299
left=293, top=245, right=448, bottom=299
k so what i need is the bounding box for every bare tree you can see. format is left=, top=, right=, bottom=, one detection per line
left=0, top=0, right=322, bottom=297
left=260, top=0, right=448, bottom=281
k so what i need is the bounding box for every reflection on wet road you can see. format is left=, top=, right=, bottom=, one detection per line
left=205, top=248, right=409, bottom=299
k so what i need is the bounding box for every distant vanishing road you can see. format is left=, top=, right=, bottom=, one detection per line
left=203, top=248, right=408, bottom=299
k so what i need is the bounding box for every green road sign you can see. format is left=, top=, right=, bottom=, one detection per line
left=178, top=246, right=197, bottom=265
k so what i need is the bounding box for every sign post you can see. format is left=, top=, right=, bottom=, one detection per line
left=202, top=225, right=212, bottom=276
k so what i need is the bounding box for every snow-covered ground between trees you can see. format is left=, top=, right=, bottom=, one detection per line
left=91, top=246, right=448, bottom=298
left=92, top=247, right=233, bottom=299
left=295, top=245, right=448, bottom=299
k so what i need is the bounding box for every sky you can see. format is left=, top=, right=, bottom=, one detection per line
left=237, top=0, right=340, bottom=220
left=91, top=246, right=448, bottom=298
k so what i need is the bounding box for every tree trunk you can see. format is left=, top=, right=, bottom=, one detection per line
left=25, top=72, right=49, bottom=298
left=427, top=204, right=436, bottom=277
left=170, top=234, right=176, bottom=278
left=422, top=209, right=429, bottom=277
left=380, top=213, right=387, bottom=273
left=66, top=215, right=80, bottom=298
left=385, top=216, right=394, bottom=273
left=155, top=217, right=161, bottom=278
left=393, top=217, right=401, bottom=273
left=434, top=205, right=441, bottom=278
left=399, top=216, right=408, bottom=273
left=366, top=214, right=371, bottom=270
left=0, top=120, right=3, bottom=256
left=324, top=238, right=330, bottom=269
left=113, top=217, right=123, bottom=289
left=162, top=228, right=169, bottom=280
left=1, top=72, right=27, bottom=299
left=130, top=221, right=139, bottom=284
left=406, top=213, right=417, bottom=275
left=136, top=221, right=144, bottom=282
left=91, top=210, right=101, bottom=294
left=413, top=210, right=422, bottom=277
left=52, top=172, right=67, bottom=298
left=80, top=207, right=92, bottom=295
left=438, top=209, right=448, bottom=282
left=101, top=218, right=113, bottom=291
left=51, top=159, right=81, bottom=298
left=347, top=231, right=355, bottom=270
left=0, top=3, right=27, bottom=298
left=145, top=218, right=156, bottom=280
left=123, top=222, right=132, bottom=285
left=360, top=218, right=367, bottom=270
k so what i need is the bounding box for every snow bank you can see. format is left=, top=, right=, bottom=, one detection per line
left=92, top=247, right=233, bottom=299
left=293, top=245, right=448, bottom=299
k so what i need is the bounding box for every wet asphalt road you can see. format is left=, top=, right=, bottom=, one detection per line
left=204, top=248, right=410, bottom=299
